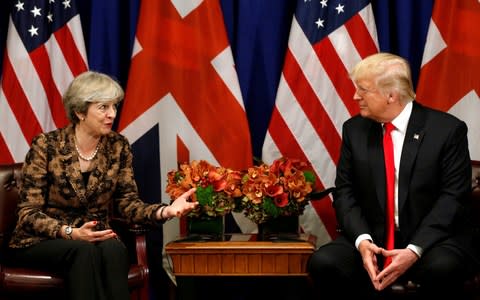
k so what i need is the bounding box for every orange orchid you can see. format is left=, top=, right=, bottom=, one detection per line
left=240, top=157, right=317, bottom=224
left=166, top=160, right=240, bottom=218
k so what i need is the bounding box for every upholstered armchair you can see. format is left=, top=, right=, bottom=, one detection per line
left=0, top=163, right=150, bottom=300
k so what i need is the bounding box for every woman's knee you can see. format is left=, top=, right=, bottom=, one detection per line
left=64, top=241, right=102, bottom=268
left=98, top=238, right=127, bottom=252
left=98, top=239, right=129, bottom=265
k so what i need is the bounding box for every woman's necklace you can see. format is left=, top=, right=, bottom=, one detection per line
left=75, top=140, right=99, bottom=161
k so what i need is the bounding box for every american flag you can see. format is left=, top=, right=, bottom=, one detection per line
left=0, top=0, right=87, bottom=164
left=416, top=0, right=480, bottom=161
left=262, top=0, right=378, bottom=246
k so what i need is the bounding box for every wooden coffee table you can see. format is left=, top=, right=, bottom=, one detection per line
left=165, top=234, right=316, bottom=277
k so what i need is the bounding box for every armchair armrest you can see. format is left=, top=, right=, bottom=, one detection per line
left=109, top=218, right=150, bottom=266
left=109, top=218, right=150, bottom=298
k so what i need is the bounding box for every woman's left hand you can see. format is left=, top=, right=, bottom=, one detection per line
left=159, top=188, right=198, bottom=220
left=72, top=221, right=117, bottom=242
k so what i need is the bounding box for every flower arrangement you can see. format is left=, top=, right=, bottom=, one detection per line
left=165, top=160, right=243, bottom=218
left=240, top=157, right=317, bottom=224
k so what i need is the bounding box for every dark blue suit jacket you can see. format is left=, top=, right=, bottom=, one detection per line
left=334, top=101, right=477, bottom=260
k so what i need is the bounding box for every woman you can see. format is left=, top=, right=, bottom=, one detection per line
left=7, top=71, right=198, bottom=300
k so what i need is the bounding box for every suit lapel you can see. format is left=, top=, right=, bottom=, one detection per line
left=61, top=127, right=89, bottom=205
left=398, top=102, right=426, bottom=213
left=368, top=121, right=387, bottom=211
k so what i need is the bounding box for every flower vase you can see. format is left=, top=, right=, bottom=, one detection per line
left=187, top=216, right=224, bottom=240
left=257, top=215, right=300, bottom=241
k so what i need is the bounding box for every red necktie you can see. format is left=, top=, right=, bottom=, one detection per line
left=383, top=122, right=395, bottom=267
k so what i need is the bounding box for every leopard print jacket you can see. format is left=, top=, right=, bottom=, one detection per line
left=8, top=125, right=163, bottom=248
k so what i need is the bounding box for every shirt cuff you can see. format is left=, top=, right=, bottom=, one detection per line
left=355, top=233, right=373, bottom=249
left=407, top=244, right=423, bottom=257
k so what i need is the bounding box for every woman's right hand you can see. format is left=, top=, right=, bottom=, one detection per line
left=69, top=221, right=117, bottom=242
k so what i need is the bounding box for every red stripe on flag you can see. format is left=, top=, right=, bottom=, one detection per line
left=282, top=49, right=342, bottom=163
left=177, top=135, right=190, bottom=166
left=268, top=108, right=308, bottom=166
left=54, top=25, right=88, bottom=76
left=267, top=107, right=337, bottom=238
left=313, top=38, right=359, bottom=117
left=1, top=58, right=42, bottom=144
left=29, top=46, right=69, bottom=128
left=310, top=196, right=337, bottom=239
left=0, top=135, right=14, bottom=164
left=344, top=14, right=378, bottom=59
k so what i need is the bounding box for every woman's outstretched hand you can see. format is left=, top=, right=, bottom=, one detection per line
left=159, top=188, right=198, bottom=220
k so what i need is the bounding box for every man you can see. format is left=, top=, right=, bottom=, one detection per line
left=308, top=52, right=479, bottom=298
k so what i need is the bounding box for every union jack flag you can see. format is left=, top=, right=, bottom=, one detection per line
left=417, top=0, right=480, bottom=161
left=117, top=0, right=254, bottom=257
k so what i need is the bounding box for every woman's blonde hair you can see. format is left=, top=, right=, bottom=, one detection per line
left=63, top=71, right=124, bottom=123
left=350, top=52, right=416, bottom=102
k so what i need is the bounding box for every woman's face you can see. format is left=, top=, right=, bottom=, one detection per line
left=80, top=101, right=118, bottom=137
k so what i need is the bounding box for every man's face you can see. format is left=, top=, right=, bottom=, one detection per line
left=353, top=78, right=389, bottom=122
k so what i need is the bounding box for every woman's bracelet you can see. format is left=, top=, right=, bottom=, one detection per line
left=159, top=205, right=172, bottom=221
